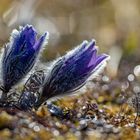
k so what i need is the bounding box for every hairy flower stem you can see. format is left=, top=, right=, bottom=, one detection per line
left=0, top=86, right=8, bottom=102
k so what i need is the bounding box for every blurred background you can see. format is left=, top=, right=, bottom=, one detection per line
left=0, top=0, right=140, bottom=78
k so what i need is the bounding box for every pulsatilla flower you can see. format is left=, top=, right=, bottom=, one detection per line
left=36, top=39, right=110, bottom=106
left=2, top=25, right=49, bottom=92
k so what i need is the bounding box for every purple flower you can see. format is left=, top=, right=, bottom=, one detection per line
left=37, top=39, right=110, bottom=106
left=2, top=25, right=49, bottom=92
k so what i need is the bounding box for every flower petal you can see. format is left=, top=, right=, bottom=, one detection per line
left=33, top=32, right=49, bottom=52
left=10, top=25, right=37, bottom=55
left=24, top=25, right=37, bottom=47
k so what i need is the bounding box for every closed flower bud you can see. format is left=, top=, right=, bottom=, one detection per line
left=37, top=39, right=110, bottom=106
left=2, top=25, right=49, bottom=92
